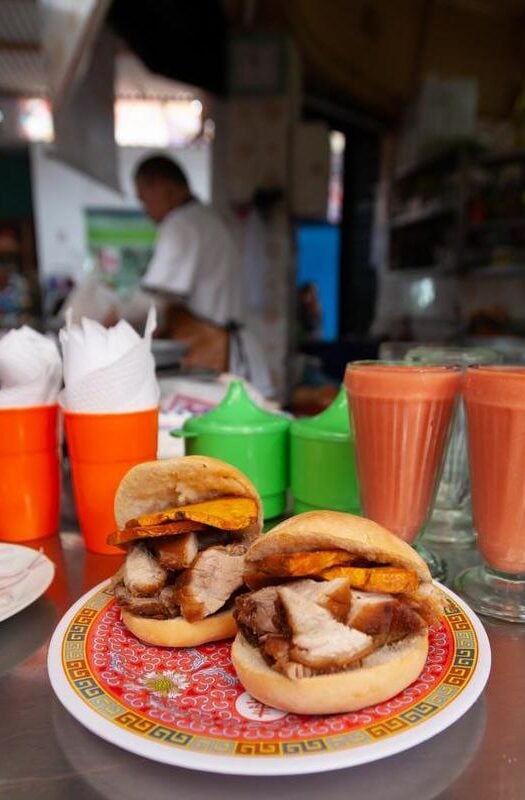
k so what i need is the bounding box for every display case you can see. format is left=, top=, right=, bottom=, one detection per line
left=388, top=146, right=525, bottom=278
left=463, top=150, right=525, bottom=276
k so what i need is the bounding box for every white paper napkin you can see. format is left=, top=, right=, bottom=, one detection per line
left=59, top=307, right=160, bottom=412
left=0, top=545, right=45, bottom=589
left=0, top=326, right=62, bottom=408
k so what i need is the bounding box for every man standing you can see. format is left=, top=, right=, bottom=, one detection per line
left=132, top=154, right=272, bottom=397
left=135, top=155, right=242, bottom=330
left=64, top=154, right=273, bottom=396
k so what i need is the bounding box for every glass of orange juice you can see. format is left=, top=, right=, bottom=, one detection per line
left=344, top=361, right=462, bottom=579
left=456, top=366, right=525, bottom=622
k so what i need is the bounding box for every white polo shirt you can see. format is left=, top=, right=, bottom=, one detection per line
left=142, top=201, right=242, bottom=326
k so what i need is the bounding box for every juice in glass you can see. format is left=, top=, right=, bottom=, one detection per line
left=456, top=366, right=525, bottom=622
left=344, top=362, right=461, bottom=543
left=464, top=367, right=525, bottom=574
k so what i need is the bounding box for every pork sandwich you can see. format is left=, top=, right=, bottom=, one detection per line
left=231, top=510, right=444, bottom=715
left=108, top=456, right=262, bottom=647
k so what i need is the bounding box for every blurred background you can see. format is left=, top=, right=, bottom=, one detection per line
left=2, top=0, right=525, bottom=408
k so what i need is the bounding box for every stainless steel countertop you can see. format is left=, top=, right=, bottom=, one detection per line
left=1, top=532, right=524, bottom=800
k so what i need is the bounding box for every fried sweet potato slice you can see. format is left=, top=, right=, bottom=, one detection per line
left=108, top=519, right=208, bottom=547
left=319, top=565, right=419, bottom=594
left=125, top=496, right=258, bottom=531
left=257, top=550, right=356, bottom=577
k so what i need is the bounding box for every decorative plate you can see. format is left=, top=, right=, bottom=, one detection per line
left=0, top=543, right=55, bottom=623
left=47, top=581, right=490, bottom=776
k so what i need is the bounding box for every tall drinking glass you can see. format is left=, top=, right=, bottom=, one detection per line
left=404, top=345, right=501, bottom=546
left=456, top=366, right=525, bottom=622
left=344, top=361, right=461, bottom=579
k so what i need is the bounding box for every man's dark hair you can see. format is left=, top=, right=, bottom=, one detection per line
left=134, top=155, right=189, bottom=187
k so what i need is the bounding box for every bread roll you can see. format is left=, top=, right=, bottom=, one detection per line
left=232, top=630, right=429, bottom=715
left=109, top=456, right=263, bottom=648
left=231, top=510, right=443, bottom=714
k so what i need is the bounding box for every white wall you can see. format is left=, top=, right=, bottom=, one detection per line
left=30, top=143, right=211, bottom=281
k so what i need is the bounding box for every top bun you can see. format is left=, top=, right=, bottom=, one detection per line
left=114, top=455, right=263, bottom=533
left=246, top=510, right=431, bottom=582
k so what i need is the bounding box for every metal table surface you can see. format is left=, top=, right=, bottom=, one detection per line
left=1, top=531, right=524, bottom=800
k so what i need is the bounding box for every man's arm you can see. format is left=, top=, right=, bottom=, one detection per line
left=117, top=286, right=193, bottom=336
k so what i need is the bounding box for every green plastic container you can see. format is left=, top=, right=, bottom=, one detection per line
left=171, top=381, right=290, bottom=520
left=290, top=385, right=360, bottom=514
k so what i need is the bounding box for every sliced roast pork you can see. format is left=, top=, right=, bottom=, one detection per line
left=151, top=533, right=199, bottom=570
left=196, top=529, right=230, bottom=549
left=176, top=544, right=246, bottom=622
left=279, top=587, right=374, bottom=670
left=234, top=574, right=431, bottom=679
left=235, top=585, right=281, bottom=641
left=349, top=591, right=425, bottom=644
left=235, top=578, right=352, bottom=642
left=123, top=543, right=168, bottom=596
left=114, top=582, right=179, bottom=619
left=286, top=577, right=352, bottom=622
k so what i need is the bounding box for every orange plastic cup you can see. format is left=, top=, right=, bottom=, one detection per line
left=63, top=407, right=158, bottom=555
left=0, top=405, right=60, bottom=542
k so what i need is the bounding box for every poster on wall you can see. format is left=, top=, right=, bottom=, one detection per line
left=39, top=0, right=111, bottom=111
left=86, top=208, right=156, bottom=296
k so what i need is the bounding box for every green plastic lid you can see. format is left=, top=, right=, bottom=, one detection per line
left=290, top=385, right=353, bottom=442
left=183, top=380, right=289, bottom=435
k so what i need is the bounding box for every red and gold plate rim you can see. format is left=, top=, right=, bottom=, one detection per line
left=47, top=581, right=491, bottom=774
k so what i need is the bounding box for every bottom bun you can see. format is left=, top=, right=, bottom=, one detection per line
left=121, top=608, right=237, bottom=648
left=231, top=631, right=429, bottom=715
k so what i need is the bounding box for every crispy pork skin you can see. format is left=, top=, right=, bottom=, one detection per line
left=176, top=544, right=246, bottom=622
left=123, top=543, right=168, bottom=596
left=349, top=591, right=426, bottom=644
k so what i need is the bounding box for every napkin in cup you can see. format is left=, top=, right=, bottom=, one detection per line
left=59, top=307, right=160, bottom=412
left=0, top=326, right=62, bottom=408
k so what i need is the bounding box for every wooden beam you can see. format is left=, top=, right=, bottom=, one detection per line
left=410, top=0, right=435, bottom=93
left=439, top=0, right=525, bottom=18
left=0, top=41, right=39, bottom=52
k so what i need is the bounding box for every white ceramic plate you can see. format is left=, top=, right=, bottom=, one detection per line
left=0, top=543, right=55, bottom=623
left=47, top=582, right=491, bottom=776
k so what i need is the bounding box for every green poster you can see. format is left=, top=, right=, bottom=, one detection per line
left=85, top=208, right=156, bottom=295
